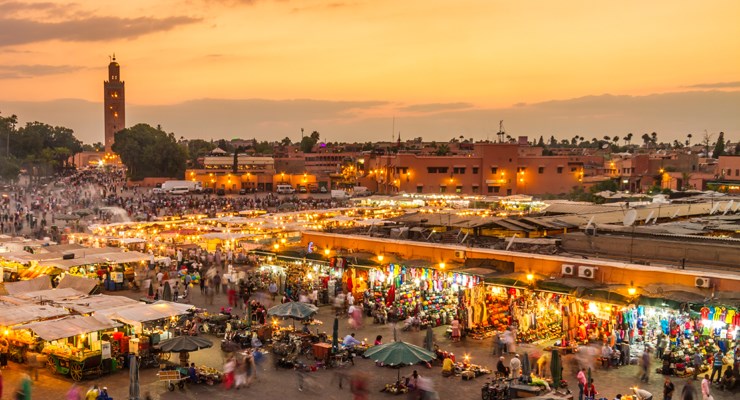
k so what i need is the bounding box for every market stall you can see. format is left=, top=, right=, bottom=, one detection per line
left=16, top=315, right=122, bottom=381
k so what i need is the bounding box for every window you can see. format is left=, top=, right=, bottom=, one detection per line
left=491, top=167, right=498, bottom=174
left=416, top=185, right=423, bottom=194
left=427, top=167, right=437, bottom=173
left=488, top=186, right=494, bottom=193
left=439, top=186, right=447, bottom=193
left=455, top=186, right=463, bottom=193
left=538, top=167, right=544, bottom=174
left=472, top=167, right=479, bottom=174
left=736, top=169, right=739, bottom=176
left=557, top=167, right=563, bottom=174
left=727, top=169, right=731, bottom=176
left=506, top=189, right=512, bottom=195
left=570, top=167, right=577, bottom=172
left=517, top=167, right=527, bottom=173
left=472, top=186, right=479, bottom=194
left=453, top=167, right=466, bottom=174
left=488, top=186, right=500, bottom=193
left=438, top=167, right=449, bottom=174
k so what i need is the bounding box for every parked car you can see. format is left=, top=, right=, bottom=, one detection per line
left=216, top=189, right=225, bottom=196
left=298, top=186, right=307, bottom=193
left=319, top=186, right=328, bottom=193
left=203, top=188, right=214, bottom=194
left=239, top=188, right=247, bottom=195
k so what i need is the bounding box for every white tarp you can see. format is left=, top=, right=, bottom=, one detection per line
left=16, top=315, right=121, bottom=341
left=56, top=294, right=140, bottom=315
left=56, top=275, right=99, bottom=294
left=100, top=301, right=193, bottom=324
left=0, top=304, right=70, bottom=326
left=3, top=276, right=52, bottom=295
left=15, top=287, right=85, bottom=301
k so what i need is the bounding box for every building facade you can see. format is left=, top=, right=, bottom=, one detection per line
left=366, top=143, right=587, bottom=196
left=104, top=56, right=125, bottom=153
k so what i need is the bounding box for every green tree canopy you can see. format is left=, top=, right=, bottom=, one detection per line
left=186, top=139, right=215, bottom=165
left=112, top=123, right=187, bottom=181
left=713, top=131, right=725, bottom=157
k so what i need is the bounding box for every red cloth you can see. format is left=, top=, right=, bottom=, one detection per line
left=347, top=275, right=353, bottom=294
left=386, top=285, right=395, bottom=307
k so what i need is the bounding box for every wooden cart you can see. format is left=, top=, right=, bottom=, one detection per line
left=158, top=369, right=187, bottom=391
left=46, top=351, right=103, bottom=381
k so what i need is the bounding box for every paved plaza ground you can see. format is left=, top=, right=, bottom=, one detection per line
left=2, top=278, right=736, bottom=400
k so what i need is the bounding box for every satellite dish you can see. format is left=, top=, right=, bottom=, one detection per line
left=623, top=209, right=637, bottom=227
left=723, top=200, right=734, bottom=215
left=710, top=202, right=722, bottom=215
left=601, top=144, right=610, bottom=149
left=645, top=211, right=654, bottom=224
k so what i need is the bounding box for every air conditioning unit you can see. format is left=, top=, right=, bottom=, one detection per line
left=694, top=277, right=711, bottom=288
left=62, top=253, right=75, bottom=260
left=578, top=266, right=597, bottom=279
left=454, top=250, right=466, bottom=259
left=561, top=264, right=575, bottom=276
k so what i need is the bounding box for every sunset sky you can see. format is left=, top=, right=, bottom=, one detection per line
left=0, top=0, right=738, bottom=144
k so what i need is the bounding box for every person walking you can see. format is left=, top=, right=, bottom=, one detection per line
left=640, top=348, right=651, bottom=383
left=680, top=381, right=697, bottom=400
left=709, top=350, right=723, bottom=383
left=510, top=354, right=522, bottom=381
left=577, top=367, right=587, bottom=400
left=700, top=375, right=711, bottom=400
left=663, top=376, right=675, bottom=400
left=585, top=378, right=598, bottom=400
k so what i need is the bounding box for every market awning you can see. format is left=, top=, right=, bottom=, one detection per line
left=15, top=315, right=121, bottom=341
left=2, top=276, right=52, bottom=295
left=578, top=288, right=632, bottom=305
left=56, top=295, right=141, bottom=314
left=0, top=304, right=70, bottom=326
left=100, top=301, right=193, bottom=324
left=56, top=275, right=99, bottom=294
left=537, top=277, right=604, bottom=295
left=97, top=251, right=151, bottom=264
left=15, top=288, right=86, bottom=301
left=484, top=272, right=548, bottom=289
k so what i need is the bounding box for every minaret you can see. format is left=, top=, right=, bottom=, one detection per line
left=104, top=55, right=125, bottom=153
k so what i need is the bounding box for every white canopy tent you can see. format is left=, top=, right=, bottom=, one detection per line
left=15, top=315, right=121, bottom=341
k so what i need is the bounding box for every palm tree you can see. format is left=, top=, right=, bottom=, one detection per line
left=686, top=133, right=692, bottom=146
left=624, top=133, right=633, bottom=146
left=612, top=136, right=620, bottom=146
left=642, top=133, right=651, bottom=148
left=435, top=143, right=450, bottom=156
left=650, top=132, right=658, bottom=145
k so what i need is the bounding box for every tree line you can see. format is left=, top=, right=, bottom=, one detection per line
left=0, top=112, right=83, bottom=182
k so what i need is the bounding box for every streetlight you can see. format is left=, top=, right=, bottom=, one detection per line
left=439, top=262, right=446, bottom=270
left=324, top=248, right=330, bottom=256
left=377, top=254, right=384, bottom=262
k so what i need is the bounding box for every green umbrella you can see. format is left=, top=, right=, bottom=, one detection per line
left=332, top=317, right=339, bottom=353
left=363, top=341, right=436, bottom=382
left=267, top=301, right=318, bottom=320
left=550, top=349, right=561, bottom=389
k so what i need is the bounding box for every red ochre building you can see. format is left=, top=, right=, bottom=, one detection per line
left=364, top=143, right=598, bottom=196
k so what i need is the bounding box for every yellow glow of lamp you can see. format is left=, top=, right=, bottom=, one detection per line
left=377, top=254, right=384, bottom=262
left=273, top=243, right=280, bottom=250
left=526, top=273, right=534, bottom=281
left=628, top=287, right=637, bottom=296
left=324, top=248, right=330, bottom=256
left=439, top=262, right=446, bottom=269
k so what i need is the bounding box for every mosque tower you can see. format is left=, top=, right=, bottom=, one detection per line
left=104, top=55, right=125, bottom=153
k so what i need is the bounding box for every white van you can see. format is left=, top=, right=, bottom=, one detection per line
left=276, top=184, right=295, bottom=194
left=331, top=190, right=350, bottom=200
left=169, top=187, right=190, bottom=195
